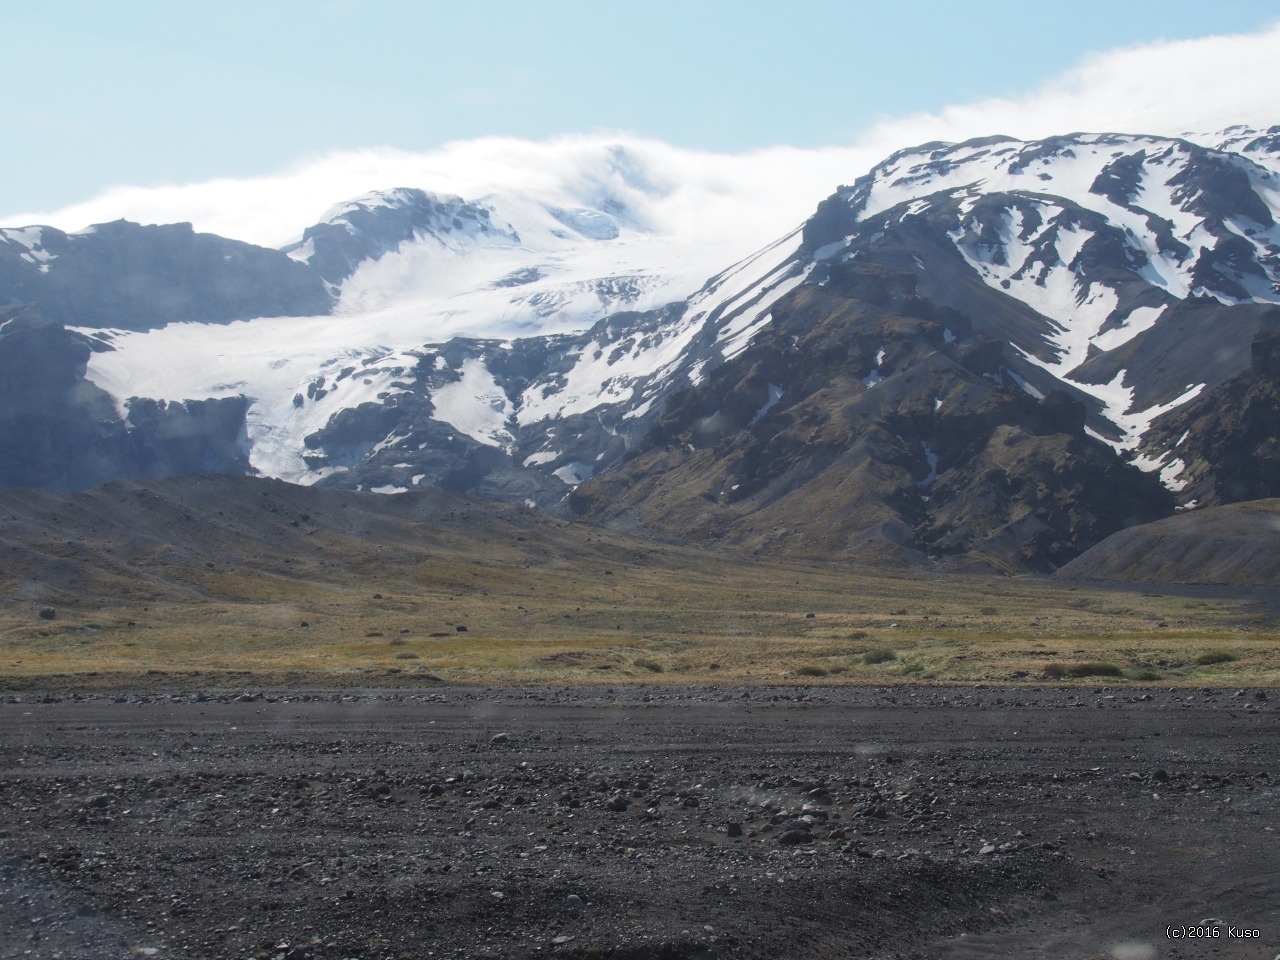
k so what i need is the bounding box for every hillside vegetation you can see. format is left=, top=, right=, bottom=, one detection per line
left=1, top=475, right=1276, bottom=688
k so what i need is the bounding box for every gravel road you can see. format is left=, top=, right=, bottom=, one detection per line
left=1, top=685, right=1277, bottom=959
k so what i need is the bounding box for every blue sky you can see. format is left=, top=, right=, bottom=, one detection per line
left=4, top=0, right=1278, bottom=218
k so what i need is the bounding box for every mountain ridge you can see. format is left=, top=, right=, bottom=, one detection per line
left=2, top=127, right=1279, bottom=571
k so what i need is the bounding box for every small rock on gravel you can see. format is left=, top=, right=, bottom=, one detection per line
left=777, top=828, right=813, bottom=845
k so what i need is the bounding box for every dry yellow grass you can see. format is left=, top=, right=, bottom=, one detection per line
left=3, top=540, right=1276, bottom=688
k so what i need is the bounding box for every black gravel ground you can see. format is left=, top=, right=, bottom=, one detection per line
left=0, top=685, right=1277, bottom=960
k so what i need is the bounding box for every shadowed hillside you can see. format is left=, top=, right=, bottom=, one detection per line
left=1055, top=499, right=1280, bottom=587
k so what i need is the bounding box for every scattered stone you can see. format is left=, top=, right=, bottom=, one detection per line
left=777, top=828, right=813, bottom=845
left=3, top=683, right=1271, bottom=957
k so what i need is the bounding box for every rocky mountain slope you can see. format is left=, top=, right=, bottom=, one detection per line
left=1135, top=328, right=1280, bottom=508
left=797, top=131, right=1280, bottom=446
left=570, top=264, right=1172, bottom=572
left=0, top=219, right=328, bottom=330
left=2, top=128, right=1279, bottom=569
left=563, top=129, right=1280, bottom=567
left=0, top=306, right=250, bottom=491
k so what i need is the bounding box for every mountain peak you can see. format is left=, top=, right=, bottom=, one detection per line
left=286, top=188, right=512, bottom=285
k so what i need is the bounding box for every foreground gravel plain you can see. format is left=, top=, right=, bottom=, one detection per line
left=0, top=685, right=1277, bottom=960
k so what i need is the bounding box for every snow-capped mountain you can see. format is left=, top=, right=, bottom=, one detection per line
left=567, top=129, right=1280, bottom=567
left=788, top=130, right=1280, bottom=489
left=281, top=184, right=715, bottom=340
left=32, top=180, right=806, bottom=498
left=1193, top=123, right=1280, bottom=175
left=0, top=158, right=805, bottom=496
left=2, top=127, right=1279, bottom=567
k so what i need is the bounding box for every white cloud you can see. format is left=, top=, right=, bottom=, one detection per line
left=859, top=21, right=1280, bottom=150
left=4, top=20, right=1278, bottom=260
left=1, top=136, right=865, bottom=259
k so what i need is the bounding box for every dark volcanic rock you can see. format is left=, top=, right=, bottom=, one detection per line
left=1, top=220, right=331, bottom=330
left=0, top=309, right=250, bottom=491
left=1138, top=327, right=1280, bottom=507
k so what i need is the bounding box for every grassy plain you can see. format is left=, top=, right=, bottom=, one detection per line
left=1, top=475, right=1276, bottom=689
left=3, top=523, right=1276, bottom=689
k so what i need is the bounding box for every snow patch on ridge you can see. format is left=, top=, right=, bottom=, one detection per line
left=1, top=226, right=57, bottom=273
left=553, top=462, right=593, bottom=486
left=430, top=358, right=515, bottom=450
left=1079, top=372, right=1205, bottom=452
left=880, top=134, right=1280, bottom=451
left=748, top=384, right=784, bottom=427
left=1090, top=305, right=1167, bottom=352
left=522, top=451, right=559, bottom=467
left=1129, top=450, right=1191, bottom=492
left=868, top=135, right=1280, bottom=323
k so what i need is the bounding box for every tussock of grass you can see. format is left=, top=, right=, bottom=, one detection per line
left=795, top=665, right=829, bottom=677
left=634, top=658, right=664, bottom=673
left=1194, top=651, right=1238, bottom=666
left=863, top=648, right=897, bottom=665
left=1125, top=667, right=1162, bottom=681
